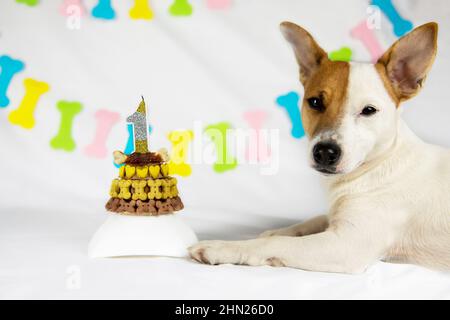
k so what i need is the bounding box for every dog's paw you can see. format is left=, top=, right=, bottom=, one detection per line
left=189, top=239, right=285, bottom=267
left=188, top=240, right=241, bottom=265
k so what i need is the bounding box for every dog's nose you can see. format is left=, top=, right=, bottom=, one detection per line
left=313, top=142, right=341, bottom=167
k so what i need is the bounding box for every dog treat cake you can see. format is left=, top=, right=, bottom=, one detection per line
left=105, top=98, right=184, bottom=216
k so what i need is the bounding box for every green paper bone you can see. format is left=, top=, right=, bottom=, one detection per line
left=16, top=0, right=39, bottom=6
left=205, top=122, right=238, bottom=173
left=329, top=47, right=352, bottom=62
left=169, top=0, right=193, bottom=16
left=50, top=101, right=83, bottom=152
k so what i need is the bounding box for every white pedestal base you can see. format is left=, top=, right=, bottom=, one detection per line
left=88, top=213, right=198, bottom=258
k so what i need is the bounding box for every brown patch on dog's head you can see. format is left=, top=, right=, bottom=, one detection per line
left=280, top=22, right=350, bottom=138
left=301, top=60, right=350, bottom=137
left=376, top=22, right=438, bottom=104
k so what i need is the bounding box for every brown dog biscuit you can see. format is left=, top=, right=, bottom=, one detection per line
left=136, top=199, right=158, bottom=215
left=117, top=199, right=136, bottom=214
left=156, top=200, right=174, bottom=214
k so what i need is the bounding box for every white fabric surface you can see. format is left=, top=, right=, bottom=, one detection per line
left=1, top=0, right=450, bottom=299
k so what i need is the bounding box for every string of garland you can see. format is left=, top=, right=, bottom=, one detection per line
left=17, top=0, right=233, bottom=17
left=3, top=0, right=413, bottom=176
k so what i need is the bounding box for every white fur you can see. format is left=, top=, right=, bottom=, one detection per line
left=334, top=63, right=400, bottom=174
left=189, top=62, right=450, bottom=273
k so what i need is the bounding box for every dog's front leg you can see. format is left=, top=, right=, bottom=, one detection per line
left=259, top=215, right=329, bottom=237
left=189, top=226, right=383, bottom=273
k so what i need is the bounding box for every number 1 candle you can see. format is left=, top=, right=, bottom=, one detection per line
left=126, top=97, right=149, bottom=153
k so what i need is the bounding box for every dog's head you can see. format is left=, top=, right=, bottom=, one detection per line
left=281, top=22, right=438, bottom=175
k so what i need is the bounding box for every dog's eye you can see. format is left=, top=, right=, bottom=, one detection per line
left=307, top=97, right=325, bottom=112
left=361, top=105, right=377, bottom=116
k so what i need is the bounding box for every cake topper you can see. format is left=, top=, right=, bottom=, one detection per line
left=88, top=97, right=197, bottom=258
left=127, top=96, right=149, bottom=153
left=113, top=98, right=169, bottom=166
left=106, top=97, right=183, bottom=216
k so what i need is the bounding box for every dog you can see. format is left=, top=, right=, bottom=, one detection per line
left=189, top=21, right=450, bottom=273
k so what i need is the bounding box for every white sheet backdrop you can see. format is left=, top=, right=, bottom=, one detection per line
left=1, top=0, right=450, bottom=299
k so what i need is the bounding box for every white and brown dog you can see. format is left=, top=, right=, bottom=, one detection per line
left=189, top=22, right=450, bottom=273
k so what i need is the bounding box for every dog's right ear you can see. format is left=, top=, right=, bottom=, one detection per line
left=280, top=22, right=328, bottom=85
left=377, top=22, right=438, bottom=103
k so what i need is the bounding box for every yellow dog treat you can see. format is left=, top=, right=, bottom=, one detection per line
left=161, top=163, right=169, bottom=176
left=109, top=179, right=120, bottom=197
left=136, top=166, right=148, bottom=178
left=132, top=180, right=148, bottom=201
left=149, top=165, right=160, bottom=179
left=125, top=165, right=136, bottom=178
left=119, top=165, right=126, bottom=178
left=118, top=180, right=132, bottom=200
left=148, top=179, right=162, bottom=199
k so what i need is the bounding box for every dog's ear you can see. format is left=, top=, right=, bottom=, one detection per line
left=280, top=22, right=328, bottom=85
left=377, top=22, right=438, bottom=102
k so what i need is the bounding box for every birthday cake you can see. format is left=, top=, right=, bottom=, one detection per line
left=105, top=98, right=184, bottom=216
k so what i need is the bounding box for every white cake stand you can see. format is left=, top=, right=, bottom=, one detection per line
left=88, top=213, right=198, bottom=258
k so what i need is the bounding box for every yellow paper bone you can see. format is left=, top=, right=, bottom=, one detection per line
left=167, top=130, right=193, bottom=177
left=129, top=0, right=153, bottom=20
left=8, top=78, right=50, bottom=129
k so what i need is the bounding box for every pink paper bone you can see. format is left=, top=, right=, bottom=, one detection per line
left=243, top=110, right=271, bottom=163
left=206, top=0, right=231, bottom=10
left=60, top=0, right=85, bottom=17
left=84, top=109, right=120, bottom=158
left=350, top=20, right=384, bottom=63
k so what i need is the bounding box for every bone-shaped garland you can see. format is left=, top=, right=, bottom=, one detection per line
left=84, top=109, right=120, bottom=158
left=8, top=78, right=50, bottom=129
left=60, top=0, right=85, bottom=17
left=329, top=47, right=353, bottom=62
left=204, top=122, right=238, bottom=173
left=130, top=0, right=154, bottom=20
left=167, top=130, right=193, bottom=177
left=243, top=110, right=271, bottom=163
left=350, top=20, right=384, bottom=63
left=16, top=0, right=39, bottom=6
left=206, top=0, right=232, bottom=10
left=276, top=91, right=305, bottom=139
left=50, top=101, right=83, bottom=152
left=0, top=55, right=25, bottom=108
left=371, top=0, right=413, bottom=37
left=92, top=0, right=116, bottom=20
left=169, top=0, right=193, bottom=16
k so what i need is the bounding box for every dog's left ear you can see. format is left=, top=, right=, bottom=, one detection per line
left=377, top=22, right=438, bottom=102
left=280, top=22, right=328, bottom=85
